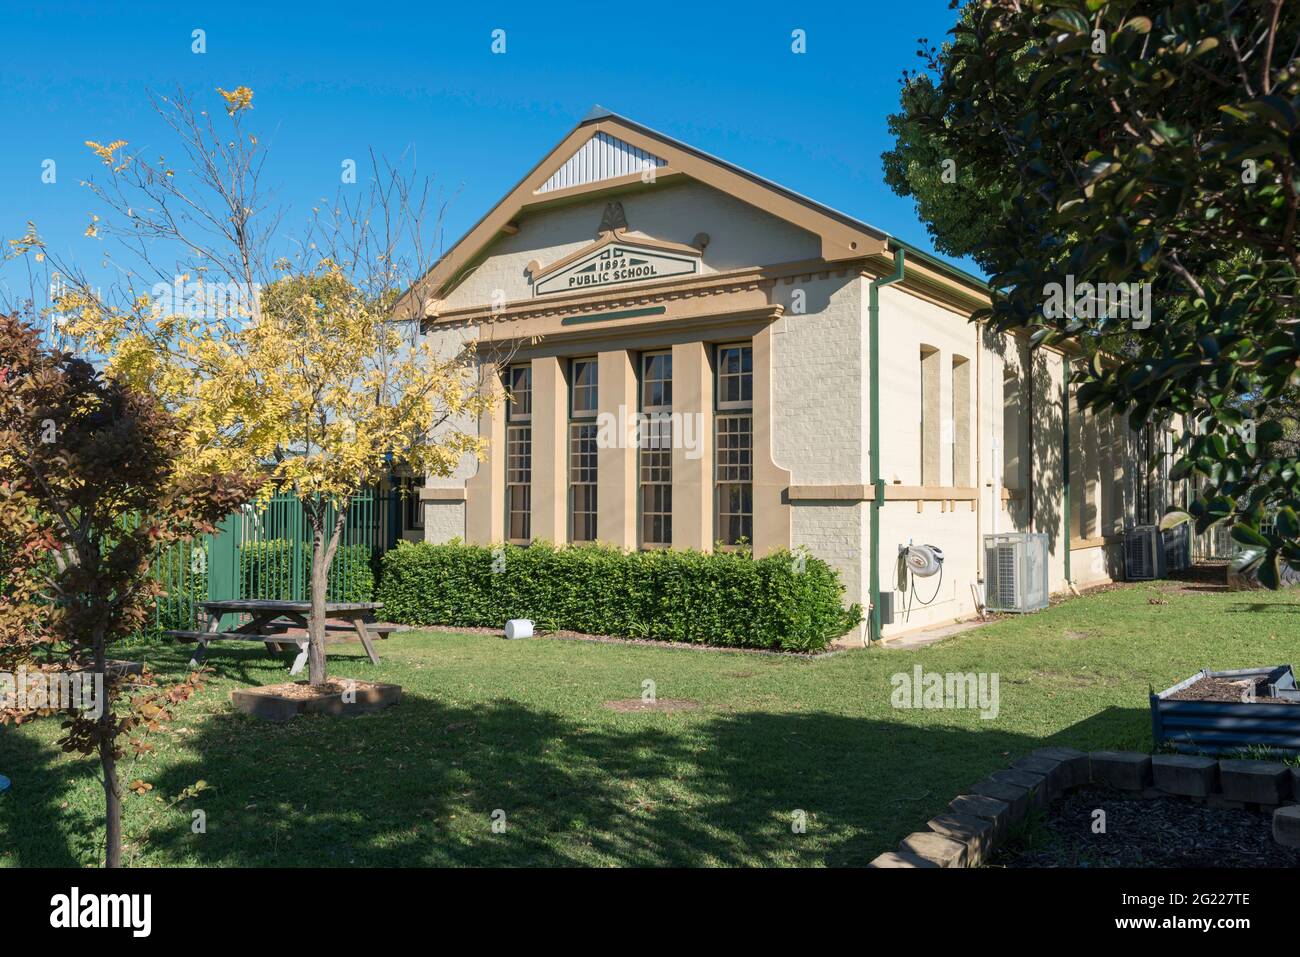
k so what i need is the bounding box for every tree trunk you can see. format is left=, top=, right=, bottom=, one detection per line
left=307, top=524, right=329, bottom=686
left=306, top=503, right=351, bottom=686
left=101, top=737, right=123, bottom=868
left=93, top=620, right=122, bottom=868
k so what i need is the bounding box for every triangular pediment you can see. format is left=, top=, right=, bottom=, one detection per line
left=537, top=131, right=667, bottom=194
left=401, top=109, right=892, bottom=313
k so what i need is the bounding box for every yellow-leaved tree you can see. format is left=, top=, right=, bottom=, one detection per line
left=15, top=87, right=497, bottom=685
left=186, top=262, right=488, bottom=683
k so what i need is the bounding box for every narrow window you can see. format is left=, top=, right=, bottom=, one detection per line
left=951, top=355, right=970, bottom=486
left=920, top=346, right=940, bottom=485
left=1069, top=391, right=1085, bottom=539
left=1002, top=367, right=1023, bottom=489
left=505, top=364, right=532, bottom=544
left=569, top=358, right=598, bottom=542
left=1082, top=404, right=1100, bottom=538
left=716, top=343, right=753, bottom=546
left=1107, top=412, right=1125, bottom=534
left=639, top=352, right=672, bottom=548
left=401, top=476, right=424, bottom=531
left=1139, top=421, right=1154, bottom=523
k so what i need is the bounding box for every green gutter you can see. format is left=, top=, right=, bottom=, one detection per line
left=868, top=248, right=906, bottom=642
left=1062, top=359, right=1072, bottom=585
left=884, top=235, right=988, bottom=293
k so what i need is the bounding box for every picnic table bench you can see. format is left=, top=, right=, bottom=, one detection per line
left=164, top=600, right=388, bottom=676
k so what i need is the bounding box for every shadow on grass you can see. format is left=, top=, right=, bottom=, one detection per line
left=0, top=725, right=103, bottom=867
left=0, top=635, right=1157, bottom=867
left=1225, top=602, right=1300, bottom=613
left=120, top=690, right=1153, bottom=867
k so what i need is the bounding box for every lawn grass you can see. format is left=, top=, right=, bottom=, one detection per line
left=2, top=579, right=1297, bottom=867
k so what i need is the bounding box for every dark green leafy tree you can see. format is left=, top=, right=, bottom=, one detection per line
left=893, top=0, right=1300, bottom=585
left=882, top=17, right=1019, bottom=274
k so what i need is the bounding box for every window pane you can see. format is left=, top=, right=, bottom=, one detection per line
left=642, top=353, right=672, bottom=410
left=569, top=421, right=598, bottom=542
left=403, top=477, right=424, bottom=530
left=716, top=414, right=753, bottom=482
left=717, top=345, right=752, bottom=409
left=641, top=481, right=671, bottom=547
left=508, top=486, right=531, bottom=542
left=572, top=359, right=598, bottom=415
left=717, top=483, right=753, bottom=546
left=714, top=342, right=753, bottom=546
left=508, top=365, right=532, bottom=420
left=571, top=484, right=597, bottom=542
left=507, top=424, right=531, bottom=542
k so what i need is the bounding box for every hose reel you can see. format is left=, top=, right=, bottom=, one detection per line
left=902, top=543, right=945, bottom=578
left=898, top=543, right=945, bottom=622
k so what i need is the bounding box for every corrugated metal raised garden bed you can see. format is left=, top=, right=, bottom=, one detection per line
left=1152, top=665, right=1300, bottom=755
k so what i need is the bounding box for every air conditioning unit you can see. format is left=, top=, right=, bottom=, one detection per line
left=1161, top=523, right=1191, bottom=574
left=1125, top=525, right=1166, bottom=580
left=983, top=532, right=1049, bottom=613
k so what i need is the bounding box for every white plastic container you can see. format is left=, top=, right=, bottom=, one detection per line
left=504, top=619, right=534, bottom=640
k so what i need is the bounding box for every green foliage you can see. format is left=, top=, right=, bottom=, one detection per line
left=898, top=0, right=1300, bottom=583
left=240, top=539, right=375, bottom=603
left=376, top=542, right=861, bottom=653
left=882, top=61, right=1016, bottom=273
left=240, top=540, right=300, bottom=601
left=152, top=577, right=207, bottom=636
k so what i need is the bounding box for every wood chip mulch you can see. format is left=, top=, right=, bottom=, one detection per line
left=245, top=679, right=379, bottom=700
left=991, top=787, right=1300, bottom=868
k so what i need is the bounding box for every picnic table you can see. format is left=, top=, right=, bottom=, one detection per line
left=166, top=600, right=391, bottom=676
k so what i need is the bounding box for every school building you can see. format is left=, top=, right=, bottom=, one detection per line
left=405, top=108, right=1185, bottom=642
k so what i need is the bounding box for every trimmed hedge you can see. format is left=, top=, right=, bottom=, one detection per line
left=240, top=539, right=375, bottom=604
left=376, top=541, right=862, bottom=652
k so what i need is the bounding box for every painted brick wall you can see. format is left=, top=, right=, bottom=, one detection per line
left=422, top=501, right=467, bottom=545
left=770, top=275, right=865, bottom=485
left=772, top=274, right=868, bottom=629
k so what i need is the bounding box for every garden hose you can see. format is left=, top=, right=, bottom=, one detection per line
left=903, top=562, right=945, bottom=623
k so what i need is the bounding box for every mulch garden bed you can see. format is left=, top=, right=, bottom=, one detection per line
left=1167, top=675, right=1297, bottom=705
left=990, top=787, right=1300, bottom=868
left=246, top=679, right=385, bottom=700
left=230, top=678, right=402, bottom=720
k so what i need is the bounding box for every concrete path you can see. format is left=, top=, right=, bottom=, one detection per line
left=879, top=618, right=988, bottom=650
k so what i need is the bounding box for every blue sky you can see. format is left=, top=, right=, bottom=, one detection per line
left=0, top=0, right=972, bottom=306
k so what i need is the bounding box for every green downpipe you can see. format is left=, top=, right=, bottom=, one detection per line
left=1062, top=359, right=1072, bottom=585
left=868, top=248, right=906, bottom=642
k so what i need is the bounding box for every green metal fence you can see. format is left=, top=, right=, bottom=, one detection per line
left=149, top=487, right=392, bottom=633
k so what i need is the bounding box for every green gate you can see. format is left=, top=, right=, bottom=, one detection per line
left=150, top=487, right=392, bottom=633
